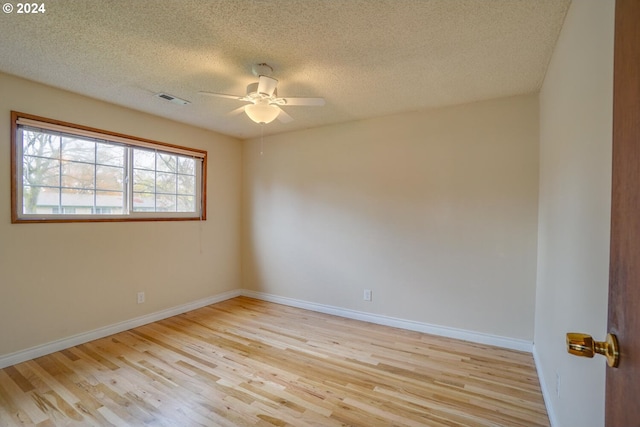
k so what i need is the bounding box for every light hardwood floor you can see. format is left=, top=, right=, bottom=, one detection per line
left=0, top=297, right=549, bottom=426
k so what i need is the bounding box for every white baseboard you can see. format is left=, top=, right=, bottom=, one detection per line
left=0, top=289, right=241, bottom=369
left=532, top=345, right=559, bottom=427
left=241, top=289, right=533, bottom=353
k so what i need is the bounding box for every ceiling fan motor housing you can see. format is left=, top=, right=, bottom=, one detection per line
left=246, top=82, right=277, bottom=99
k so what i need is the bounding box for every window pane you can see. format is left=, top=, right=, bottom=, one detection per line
left=23, top=156, right=60, bottom=187
left=132, top=192, right=154, bottom=211
left=95, top=191, right=124, bottom=214
left=22, top=130, right=60, bottom=158
left=96, top=143, right=124, bottom=167
left=131, top=151, right=197, bottom=213
left=177, top=175, right=195, bottom=195
left=157, top=153, right=176, bottom=173
left=178, top=157, right=195, bottom=175
left=156, top=194, right=176, bottom=212
left=177, top=195, right=195, bottom=212
left=133, top=149, right=155, bottom=170
left=133, top=169, right=155, bottom=192
left=156, top=172, right=176, bottom=194
left=61, top=137, right=95, bottom=163
left=96, top=165, right=124, bottom=191
left=23, top=186, right=59, bottom=214
left=62, top=161, right=95, bottom=189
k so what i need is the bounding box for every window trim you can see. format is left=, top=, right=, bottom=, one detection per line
left=11, top=111, right=208, bottom=223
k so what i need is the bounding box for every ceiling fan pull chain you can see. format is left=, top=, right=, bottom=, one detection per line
left=260, top=123, right=264, bottom=156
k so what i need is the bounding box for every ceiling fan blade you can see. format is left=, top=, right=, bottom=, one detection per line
left=257, top=76, right=278, bottom=96
left=198, top=91, right=245, bottom=100
left=280, top=97, right=325, bottom=106
left=276, top=107, right=294, bottom=123
left=226, top=106, right=246, bottom=116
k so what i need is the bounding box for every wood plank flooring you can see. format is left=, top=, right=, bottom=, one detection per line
left=0, top=297, right=549, bottom=426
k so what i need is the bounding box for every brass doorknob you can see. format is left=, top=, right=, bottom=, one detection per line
left=566, top=332, right=619, bottom=368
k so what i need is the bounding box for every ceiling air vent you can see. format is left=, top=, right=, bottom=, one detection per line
left=154, top=92, right=190, bottom=105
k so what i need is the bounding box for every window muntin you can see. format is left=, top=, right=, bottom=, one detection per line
left=12, top=112, right=207, bottom=223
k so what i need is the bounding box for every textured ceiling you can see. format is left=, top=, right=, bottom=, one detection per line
left=0, top=0, right=570, bottom=139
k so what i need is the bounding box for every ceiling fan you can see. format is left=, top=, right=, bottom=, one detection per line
left=199, top=63, right=325, bottom=124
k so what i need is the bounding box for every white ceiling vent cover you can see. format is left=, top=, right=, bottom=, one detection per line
left=154, top=92, right=190, bottom=105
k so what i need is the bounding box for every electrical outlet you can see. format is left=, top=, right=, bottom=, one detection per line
left=363, top=289, right=372, bottom=301
left=137, top=291, right=145, bottom=304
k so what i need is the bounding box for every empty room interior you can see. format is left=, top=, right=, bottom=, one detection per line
left=0, top=1, right=619, bottom=426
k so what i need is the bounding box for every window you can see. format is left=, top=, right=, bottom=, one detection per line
left=11, top=112, right=207, bottom=223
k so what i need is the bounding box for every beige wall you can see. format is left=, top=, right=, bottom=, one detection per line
left=0, top=72, right=242, bottom=357
left=243, top=94, right=539, bottom=340
left=535, top=0, right=614, bottom=426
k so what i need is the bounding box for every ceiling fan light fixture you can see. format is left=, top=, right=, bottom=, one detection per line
left=245, top=102, right=279, bottom=124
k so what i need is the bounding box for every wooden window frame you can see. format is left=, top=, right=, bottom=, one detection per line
left=11, top=111, right=207, bottom=223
